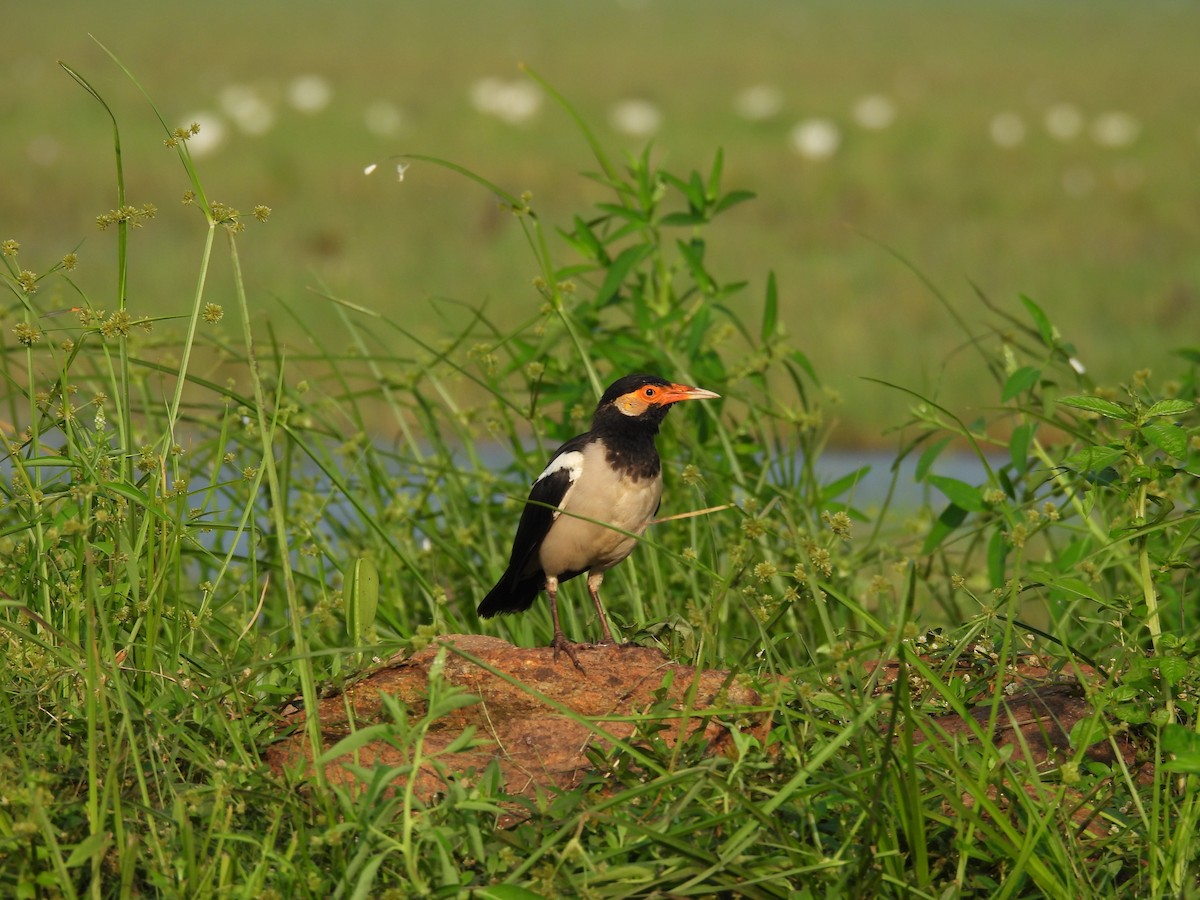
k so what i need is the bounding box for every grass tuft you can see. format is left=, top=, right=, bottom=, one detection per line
left=1, top=59, right=1197, bottom=897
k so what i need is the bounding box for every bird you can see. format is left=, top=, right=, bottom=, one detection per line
left=478, top=373, right=720, bottom=669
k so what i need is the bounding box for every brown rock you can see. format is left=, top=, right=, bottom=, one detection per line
left=265, top=634, right=769, bottom=802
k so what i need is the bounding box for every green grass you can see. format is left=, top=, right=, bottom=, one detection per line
left=2, top=48, right=1200, bottom=898
left=5, top=0, right=1200, bottom=440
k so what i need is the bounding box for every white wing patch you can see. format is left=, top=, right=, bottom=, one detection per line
left=534, top=450, right=583, bottom=519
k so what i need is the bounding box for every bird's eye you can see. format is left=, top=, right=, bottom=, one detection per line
left=643, top=387, right=656, bottom=398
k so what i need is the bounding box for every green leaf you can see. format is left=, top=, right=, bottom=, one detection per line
left=66, top=831, right=112, bottom=868
left=1141, top=423, right=1188, bottom=459
left=676, top=238, right=715, bottom=294
left=706, top=147, right=725, bottom=201
left=1001, top=366, right=1041, bottom=402
left=1061, top=444, right=1124, bottom=473
left=1161, top=723, right=1200, bottom=755
left=1156, top=656, right=1189, bottom=687
left=914, top=437, right=953, bottom=482
left=1145, top=398, right=1194, bottom=419
left=594, top=243, right=652, bottom=305
left=714, top=189, right=756, bottom=214
left=820, top=466, right=869, bottom=504
left=761, top=271, right=778, bottom=342
left=987, top=529, right=1007, bottom=589
left=926, top=475, right=985, bottom=512
left=922, top=503, right=968, bottom=554
left=346, top=556, right=379, bottom=646
left=475, top=888, right=547, bottom=900
left=1058, top=395, right=1132, bottom=421
left=1009, top=423, right=1034, bottom=474
left=1020, top=294, right=1055, bottom=346
left=1069, top=715, right=1106, bottom=750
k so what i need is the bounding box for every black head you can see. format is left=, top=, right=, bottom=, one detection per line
left=591, top=373, right=720, bottom=433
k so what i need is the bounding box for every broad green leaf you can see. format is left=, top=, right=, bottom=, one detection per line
left=676, top=238, right=716, bottom=294
left=594, top=243, right=652, bottom=305
left=1145, top=398, right=1194, bottom=419
left=926, top=475, right=985, bottom=512
left=706, top=147, right=724, bottom=200
left=714, top=189, right=756, bottom=213
left=1162, top=723, right=1200, bottom=755
left=922, top=503, right=968, bottom=554
left=1061, top=445, right=1124, bottom=473
left=1057, top=395, right=1131, bottom=421
left=761, top=271, right=778, bottom=342
left=820, top=466, right=869, bottom=504
left=1162, top=753, right=1200, bottom=775
left=1020, top=294, right=1054, bottom=346
left=1157, top=656, right=1189, bottom=687
left=987, top=529, right=1007, bottom=589
left=67, top=831, right=112, bottom=868
left=346, top=556, right=379, bottom=645
left=1142, top=423, right=1188, bottom=459
left=1009, top=423, right=1034, bottom=474
left=1001, top=366, right=1041, bottom=402
left=914, top=436, right=953, bottom=482
left=1069, top=715, right=1106, bottom=750
left=475, top=888, right=547, bottom=900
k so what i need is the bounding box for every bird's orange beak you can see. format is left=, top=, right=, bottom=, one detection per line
left=656, top=382, right=721, bottom=405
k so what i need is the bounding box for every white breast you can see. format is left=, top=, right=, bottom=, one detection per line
left=536, top=440, right=661, bottom=578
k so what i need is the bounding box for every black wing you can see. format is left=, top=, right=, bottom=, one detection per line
left=505, top=434, right=589, bottom=576
left=477, top=435, right=588, bottom=617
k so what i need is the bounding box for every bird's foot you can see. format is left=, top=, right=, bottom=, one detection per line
left=550, top=631, right=587, bottom=674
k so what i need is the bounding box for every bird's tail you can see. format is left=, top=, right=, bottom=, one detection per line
left=477, top=570, right=542, bottom=618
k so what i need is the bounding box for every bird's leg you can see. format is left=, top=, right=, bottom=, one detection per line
left=546, top=575, right=586, bottom=673
left=586, top=571, right=617, bottom=645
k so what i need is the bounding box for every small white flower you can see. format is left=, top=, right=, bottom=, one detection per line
left=989, top=112, right=1026, bottom=148
left=182, top=112, right=227, bottom=157
left=733, top=84, right=783, bottom=121
left=1090, top=111, right=1140, bottom=147
left=790, top=118, right=840, bottom=160
left=289, top=75, right=333, bottom=114
left=609, top=98, right=662, bottom=138
left=396, top=162, right=410, bottom=182
left=1044, top=102, right=1083, bottom=141
left=852, top=94, right=896, bottom=130
left=218, top=85, right=274, bottom=135
left=364, top=100, right=404, bottom=137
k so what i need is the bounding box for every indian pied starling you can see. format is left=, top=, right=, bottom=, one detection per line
left=478, top=373, right=719, bottom=669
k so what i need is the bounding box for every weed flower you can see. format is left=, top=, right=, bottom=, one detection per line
left=16, top=270, right=38, bottom=294
left=13, top=322, right=41, bottom=346
left=61, top=252, right=77, bottom=270
left=203, top=303, right=224, bottom=324
left=2, top=239, right=18, bottom=256
left=254, top=205, right=272, bottom=223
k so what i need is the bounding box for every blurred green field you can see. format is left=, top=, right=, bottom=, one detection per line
left=3, top=0, right=1199, bottom=443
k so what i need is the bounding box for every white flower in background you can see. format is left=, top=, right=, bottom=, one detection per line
left=364, top=100, right=405, bottom=137
left=789, top=118, right=840, bottom=160
left=469, top=77, right=542, bottom=124
left=218, top=85, right=274, bottom=135
left=182, top=112, right=226, bottom=157
left=733, top=84, right=783, bottom=121
left=1044, top=102, right=1083, bottom=141
left=852, top=94, right=896, bottom=130
left=609, top=98, right=662, bottom=137
left=1090, top=111, right=1140, bottom=147
left=989, top=112, right=1026, bottom=148
left=288, top=75, right=333, bottom=114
